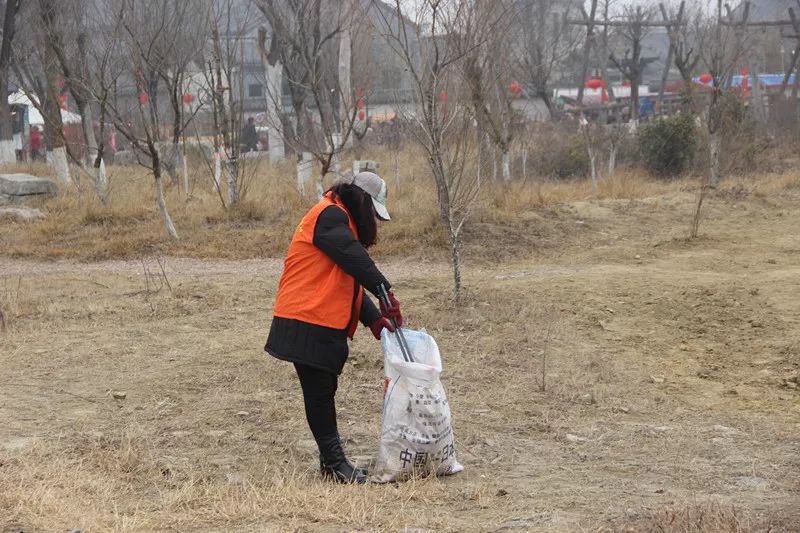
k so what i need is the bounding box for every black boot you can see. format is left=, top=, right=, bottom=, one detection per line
left=319, top=453, right=368, bottom=478
left=316, top=433, right=367, bottom=484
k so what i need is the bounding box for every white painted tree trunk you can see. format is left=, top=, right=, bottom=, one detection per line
left=394, top=149, right=400, bottom=192
left=182, top=154, right=189, bottom=195
left=608, top=145, right=617, bottom=177
left=501, top=150, right=510, bottom=181
left=265, top=61, right=285, bottom=162
left=212, top=150, right=221, bottom=192
left=226, top=158, right=239, bottom=207
left=338, top=29, right=352, bottom=149
left=315, top=170, right=325, bottom=200
left=587, top=144, right=599, bottom=196
left=155, top=172, right=179, bottom=240
left=709, top=131, right=722, bottom=188
left=522, top=149, right=528, bottom=181
left=297, top=151, right=312, bottom=196
left=329, top=133, right=342, bottom=176
left=95, top=158, right=108, bottom=206
left=81, top=104, right=98, bottom=167
left=0, top=140, right=15, bottom=164
left=52, top=146, right=71, bottom=184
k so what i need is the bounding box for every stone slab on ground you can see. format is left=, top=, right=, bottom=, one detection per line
left=0, top=174, right=58, bottom=203
left=0, top=206, right=46, bottom=222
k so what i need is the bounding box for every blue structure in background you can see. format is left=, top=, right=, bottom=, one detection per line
left=691, top=73, right=797, bottom=87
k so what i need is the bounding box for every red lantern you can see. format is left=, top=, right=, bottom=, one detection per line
left=138, top=93, right=148, bottom=105
left=508, top=82, right=522, bottom=97
left=699, top=73, right=713, bottom=84
left=358, top=110, right=366, bottom=121
left=182, top=93, right=194, bottom=104
left=586, top=78, right=603, bottom=89
left=357, top=98, right=364, bottom=109
left=439, top=90, right=447, bottom=102
left=58, top=94, right=68, bottom=110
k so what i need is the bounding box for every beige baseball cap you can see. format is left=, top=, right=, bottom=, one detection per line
left=342, top=171, right=391, bottom=221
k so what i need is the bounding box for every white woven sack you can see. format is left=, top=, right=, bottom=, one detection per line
left=372, top=328, right=463, bottom=483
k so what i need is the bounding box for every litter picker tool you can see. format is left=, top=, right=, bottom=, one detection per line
left=378, top=283, right=414, bottom=363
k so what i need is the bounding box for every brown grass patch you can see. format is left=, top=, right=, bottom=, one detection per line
left=3, top=151, right=800, bottom=262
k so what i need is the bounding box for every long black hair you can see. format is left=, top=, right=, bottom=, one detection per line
left=327, top=183, right=378, bottom=248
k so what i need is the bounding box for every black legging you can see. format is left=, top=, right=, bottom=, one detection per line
left=294, top=363, right=338, bottom=440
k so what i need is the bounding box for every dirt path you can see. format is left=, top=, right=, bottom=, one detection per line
left=1, top=192, right=799, bottom=532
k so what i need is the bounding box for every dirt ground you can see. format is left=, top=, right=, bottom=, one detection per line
left=1, top=188, right=799, bottom=532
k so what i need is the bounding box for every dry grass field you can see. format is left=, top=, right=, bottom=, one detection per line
left=1, top=157, right=799, bottom=531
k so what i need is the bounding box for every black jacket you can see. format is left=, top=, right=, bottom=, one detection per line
left=265, top=205, right=390, bottom=374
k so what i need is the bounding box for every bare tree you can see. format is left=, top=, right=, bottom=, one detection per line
left=35, top=0, right=110, bottom=195
left=660, top=1, right=699, bottom=112
left=38, top=0, right=71, bottom=183
left=575, top=0, right=600, bottom=108
left=256, top=0, right=364, bottom=198
left=519, top=1, right=580, bottom=119
left=458, top=0, right=517, bottom=181
left=0, top=0, right=21, bottom=165
left=690, top=0, right=750, bottom=238
left=149, top=1, right=209, bottom=190
left=88, top=0, right=190, bottom=240
left=375, top=0, right=485, bottom=298
left=609, top=5, right=654, bottom=126
left=257, top=25, right=284, bottom=163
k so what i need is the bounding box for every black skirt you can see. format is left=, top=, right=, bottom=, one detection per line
left=265, top=316, right=349, bottom=375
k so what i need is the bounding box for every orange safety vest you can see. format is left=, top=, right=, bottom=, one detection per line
left=273, top=193, right=364, bottom=338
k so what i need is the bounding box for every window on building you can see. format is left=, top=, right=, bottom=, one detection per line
left=248, top=84, right=264, bottom=98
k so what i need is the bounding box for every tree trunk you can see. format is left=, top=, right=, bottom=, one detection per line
left=394, top=148, right=400, bottom=191
left=0, top=0, right=18, bottom=164
left=450, top=229, right=462, bottom=299
left=153, top=157, right=179, bottom=241
left=93, top=92, right=108, bottom=206
left=51, top=146, right=70, bottom=184
left=431, top=152, right=451, bottom=227
left=74, top=96, right=97, bottom=167
left=608, top=144, right=617, bottom=177
left=226, top=157, right=239, bottom=207
left=522, top=148, right=527, bottom=181
left=630, top=80, right=640, bottom=125
left=265, top=61, right=285, bottom=162
left=315, top=168, right=325, bottom=200
left=585, top=137, right=599, bottom=196
left=690, top=180, right=709, bottom=239
left=182, top=150, right=189, bottom=195
left=709, top=130, right=722, bottom=188
left=501, top=149, right=510, bottom=181
left=42, top=13, right=71, bottom=183
left=212, top=149, right=221, bottom=192
left=95, top=157, right=108, bottom=205
left=337, top=28, right=352, bottom=149
left=296, top=151, right=312, bottom=196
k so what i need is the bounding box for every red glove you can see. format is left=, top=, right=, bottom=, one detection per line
left=379, top=290, right=404, bottom=327
left=369, top=317, right=395, bottom=340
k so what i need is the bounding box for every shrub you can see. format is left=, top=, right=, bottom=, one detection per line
left=638, top=113, right=697, bottom=177
left=550, top=134, right=589, bottom=180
